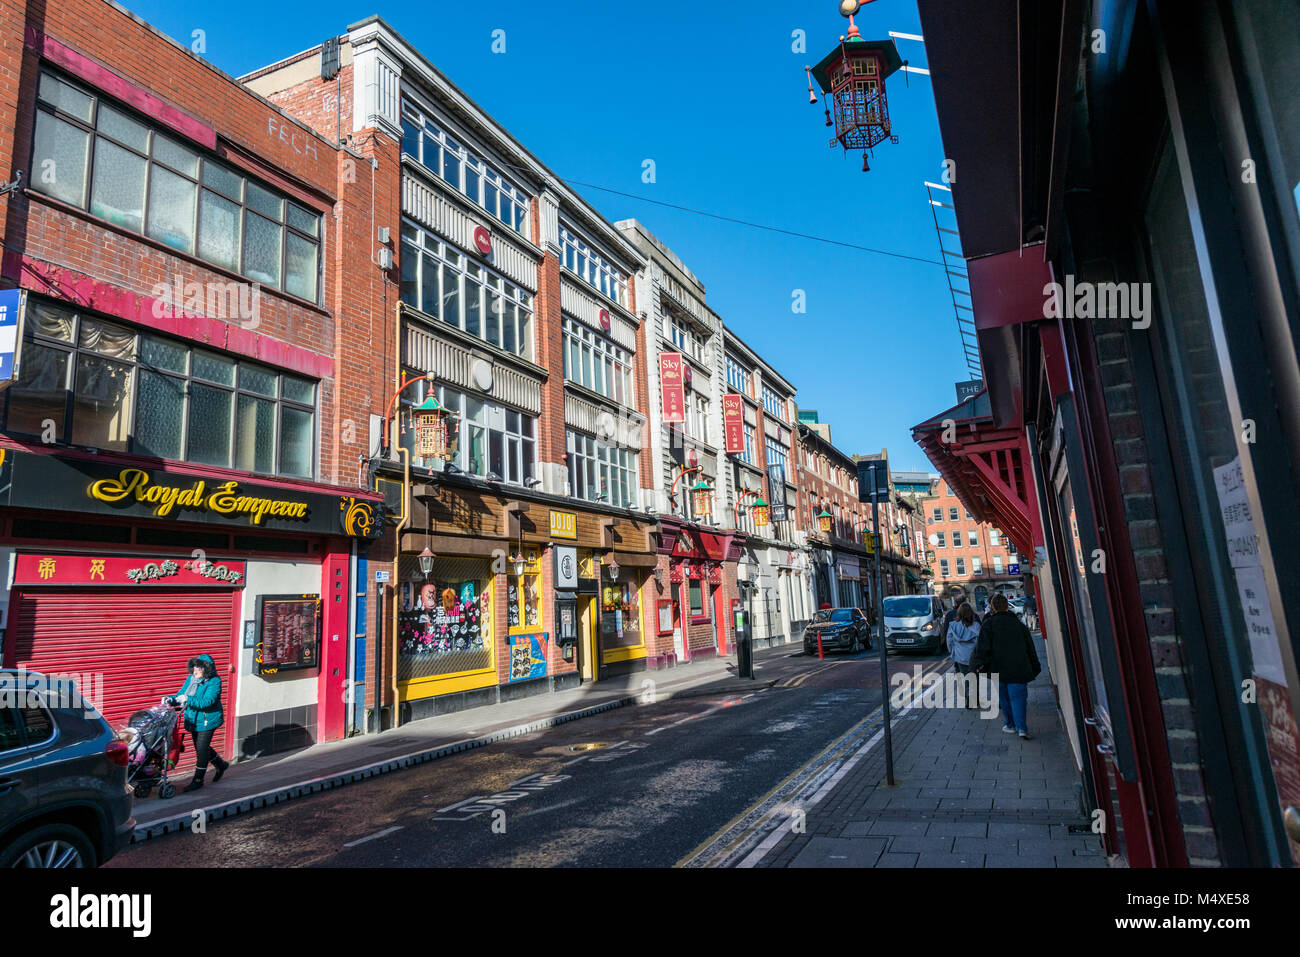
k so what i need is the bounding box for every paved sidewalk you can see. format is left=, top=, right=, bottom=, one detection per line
left=761, top=635, right=1108, bottom=868
left=130, top=646, right=780, bottom=840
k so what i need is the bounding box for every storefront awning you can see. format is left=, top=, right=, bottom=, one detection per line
left=913, top=389, right=1037, bottom=558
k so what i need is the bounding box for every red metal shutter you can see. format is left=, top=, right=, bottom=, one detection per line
left=5, top=589, right=236, bottom=768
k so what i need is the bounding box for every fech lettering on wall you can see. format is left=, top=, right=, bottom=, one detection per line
left=267, top=116, right=319, bottom=160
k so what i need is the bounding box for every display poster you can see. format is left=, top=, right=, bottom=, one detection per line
left=508, top=632, right=549, bottom=681
left=255, top=594, right=321, bottom=676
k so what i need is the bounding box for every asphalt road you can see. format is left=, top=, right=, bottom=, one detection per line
left=108, top=645, right=947, bottom=868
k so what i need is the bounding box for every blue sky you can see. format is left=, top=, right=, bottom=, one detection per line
left=121, top=0, right=968, bottom=473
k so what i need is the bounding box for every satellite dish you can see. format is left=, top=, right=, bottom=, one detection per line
left=928, top=533, right=940, bottom=546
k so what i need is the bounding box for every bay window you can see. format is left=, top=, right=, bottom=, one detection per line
left=563, top=318, right=631, bottom=405
left=560, top=225, right=628, bottom=308
left=401, top=375, right=536, bottom=485
left=566, top=430, right=638, bottom=508
left=401, top=100, right=531, bottom=236
left=401, top=221, right=534, bottom=359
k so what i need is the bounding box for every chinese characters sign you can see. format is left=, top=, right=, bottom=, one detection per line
left=660, top=353, right=685, bottom=423
left=14, top=554, right=246, bottom=587
left=723, top=394, right=745, bottom=454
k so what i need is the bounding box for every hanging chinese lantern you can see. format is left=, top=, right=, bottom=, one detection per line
left=818, top=508, right=833, bottom=533
left=807, top=4, right=903, bottom=172
left=412, top=394, right=450, bottom=459
left=751, top=496, right=771, bottom=527
left=691, top=478, right=714, bottom=519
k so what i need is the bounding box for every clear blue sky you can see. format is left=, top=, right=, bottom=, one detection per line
left=121, top=0, right=969, bottom=473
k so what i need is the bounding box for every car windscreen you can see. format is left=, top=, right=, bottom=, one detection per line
left=882, top=597, right=932, bottom=618
left=813, top=609, right=853, bottom=623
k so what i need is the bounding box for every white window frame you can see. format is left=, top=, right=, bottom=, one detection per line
left=401, top=99, right=531, bottom=236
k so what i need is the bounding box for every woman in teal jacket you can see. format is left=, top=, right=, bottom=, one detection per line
left=172, top=653, right=229, bottom=792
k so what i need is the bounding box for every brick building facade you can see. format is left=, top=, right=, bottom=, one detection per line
left=0, top=0, right=384, bottom=764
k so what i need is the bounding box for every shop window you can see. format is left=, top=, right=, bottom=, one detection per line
left=397, top=555, right=493, bottom=682
left=600, top=576, right=643, bottom=650
left=3, top=300, right=316, bottom=477
left=507, top=555, right=542, bottom=633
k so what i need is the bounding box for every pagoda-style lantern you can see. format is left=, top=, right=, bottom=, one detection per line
left=818, top=508, right=833, bottom=533
left=807, top=3, right=903, bottom=172
left=412, top=394, right=451, bottom=460
left=751, top=496, right=771, bottom=527
left=691, top=478, right=714, bottom=519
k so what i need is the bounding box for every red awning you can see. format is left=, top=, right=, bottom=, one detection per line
left=912, top=389, right=1038, bottom=558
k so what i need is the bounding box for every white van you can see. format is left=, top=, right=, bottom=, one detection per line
left=881, top=595, right=946, bottom=655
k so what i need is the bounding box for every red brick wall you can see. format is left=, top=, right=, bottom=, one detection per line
left=536, top=251, right=565, bottom=471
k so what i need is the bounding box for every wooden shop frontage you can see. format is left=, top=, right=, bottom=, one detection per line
left=386, top=475, right=658, bottom=722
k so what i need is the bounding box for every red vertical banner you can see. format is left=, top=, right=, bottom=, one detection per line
left=660, top=352, right=685, bottom=423
left=723, top=393, right=744, bottom=454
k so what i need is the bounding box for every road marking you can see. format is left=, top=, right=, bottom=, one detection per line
left=677, top=657, right=950, bottom=868
left=562, top=740, right=627, bottom=765
left=343, top=825, right=403, bottom=847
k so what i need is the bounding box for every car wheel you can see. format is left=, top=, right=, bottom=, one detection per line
left=0, top=823, right=96, bottom=868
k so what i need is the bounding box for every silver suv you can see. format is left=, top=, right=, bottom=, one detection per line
left=0, top=670, right=135, bottom=867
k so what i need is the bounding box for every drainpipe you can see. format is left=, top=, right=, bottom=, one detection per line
left=387, top=299, right=408, bottom=730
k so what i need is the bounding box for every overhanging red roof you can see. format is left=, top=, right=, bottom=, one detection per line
left=912, top=389, right=1038, bottom=558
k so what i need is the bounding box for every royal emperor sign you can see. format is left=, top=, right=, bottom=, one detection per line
left=0, top=450, right=381, bottom=538
left=90, top=468, right=310, bottom=525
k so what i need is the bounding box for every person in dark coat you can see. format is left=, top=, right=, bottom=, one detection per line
left=972, top=594, right=1041, bottom=739
left=171, top=653, right=229, bottom=792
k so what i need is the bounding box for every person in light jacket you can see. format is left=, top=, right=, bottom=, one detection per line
left=946, top=602, right=982, bottom=710
left=172, top=653, right=229, bottom=792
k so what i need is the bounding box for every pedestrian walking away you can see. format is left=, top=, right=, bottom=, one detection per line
left=972, top=594, right=1041, bottom=738
left=171, top=653, right=229, bottom=792
left=945, top=602, right=982, bottom=709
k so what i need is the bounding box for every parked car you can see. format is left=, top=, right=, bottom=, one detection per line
left=0, top=670, right=135, bottom=868
left=1007, top=596, right=1027, bottom=621
left=882, top=595, right=947, bottom=654
left=803, top=607, right=872, bottom=655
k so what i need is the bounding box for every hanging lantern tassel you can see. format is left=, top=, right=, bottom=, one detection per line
left=862, top=152, right=870, bottom=173
left=805, top=66, right=817, bottom=105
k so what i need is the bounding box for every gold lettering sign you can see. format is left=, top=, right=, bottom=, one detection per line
left=549, top=510, right=578, bottom=540
left=89, top=468, right=310, bottom=526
